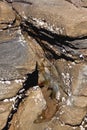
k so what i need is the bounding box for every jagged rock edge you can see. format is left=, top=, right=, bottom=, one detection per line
left=1, top=63, right=38, bottom=130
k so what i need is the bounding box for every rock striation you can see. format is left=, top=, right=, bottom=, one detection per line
left=0, top=0, right=87, bottom=130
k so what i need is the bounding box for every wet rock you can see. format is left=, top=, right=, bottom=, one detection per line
left=0, top=101, right=12, bottom=130
left=12, top=0, right=87, bottom=37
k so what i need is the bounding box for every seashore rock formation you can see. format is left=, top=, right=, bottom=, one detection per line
left=0, top=0, right=87, bottom=130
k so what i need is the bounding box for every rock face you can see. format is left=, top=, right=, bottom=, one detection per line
left=0, top=1, right=15, bottom=29
left=0, top=1, right=87, bottom=130
left=66, top=0, right=87, bottom=7
left=0, top=102, right=12, bottom=130
left=9, top=87, right=46, bottom=130
left=12, top=0, right=87, bottom=38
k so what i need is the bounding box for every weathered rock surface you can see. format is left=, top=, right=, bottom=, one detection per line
left=66, top=0, right=87, bottom=7
left=0, top=1, right=15, bottom=29
left=12, top=0, right=87, bottom=38
left=11, top=0, right=87, bottom=62
left=0, top=0, right=87, bottom=130
left=9, top=87, right=46, bottom=130
left=58, top=105, right=87, bottom=126
left=0, top=101, right=12, bottom=130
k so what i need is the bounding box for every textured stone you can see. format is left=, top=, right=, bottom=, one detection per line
left=1, top=1, right=87, bottom=130
left=59, top=105, right=87, bottom=126
left=66, top=0, right=87, bottom=7
left=0, top=81, right=22, bottom=100
left=9, top=87, right=46, bottom=130
left=73, top=96, right=87, bottom=108
left=0, top=101, right=12, bottom=130
left=13, top=0, right=87, bottom=37
left=72, top=64, right=87, bottom=96
left=0, top=1, right=15, bottom=24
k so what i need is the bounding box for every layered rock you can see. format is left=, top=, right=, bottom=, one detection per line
left=12, top=0, right=87, bottom=62
left=9, top=87, right=46, bottom=130
left=0, top=102, right=12, bottom=130
left=12, top=0, right=87, bottom=38
left=0, top=1, right=15, bottom=29
left=0, top=0, right=87, bottom=130
left=66, top=0, right=87, bottom=7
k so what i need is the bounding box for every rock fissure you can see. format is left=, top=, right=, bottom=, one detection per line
left=2, top=63, right=39, bottom=130
left=1, top=1, right=87, bottom=130
left=20, top=19, right=87, bottom=62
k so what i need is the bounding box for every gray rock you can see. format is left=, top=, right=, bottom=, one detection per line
left=0, top=31, right=28, bottom=80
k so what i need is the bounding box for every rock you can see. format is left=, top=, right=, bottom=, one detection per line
left=48, top=119, right=80, bottom=130
left=55, top=59, right=87, bottom=97
left=0, top=18, right=47, bottom=98
left=0, top=81, right=22, bottom=100
left=54, top=59, right=87, bottom=126
left=9, top=87, right=46, bottom=130
left=81, top=0, right=87, bottom=7
left=72, top=64, right=87, bottom=96
left=73, top=96, right=87, bottom=108
left=12, top=0, right=87, bottom=61
left=66, top=0, right=87, bottom=8
left=0, top=1, right=15, bottom=29
left=0, top=1, right=87, bottom=130
left=0, top=101, right=12, bottom=130
left=59, top=105, right=87, bottom=126
left=66, top=0, right=82, bottom=7
left=12, top=0, right=87, bottom=38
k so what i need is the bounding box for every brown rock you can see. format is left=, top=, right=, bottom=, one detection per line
left=0, top=101, right=12, bottom=130
left=0, top=82, right=22, bottom=100
left=59, top=105, right=87, bottom=126
left=66, top=0, right=87, bottom=7
left=72, top=64, right=87, bottom=96
left=0, top=2, right=15, bottom=27
left=0, top=26, right=46, bottom=99
left=73, top=96, right=87, bottom=108
left=66, top=0, right=82, bottom=7
left=9, top=87, right=46, bottom=130
left=13, top=0, right=87, bottom=37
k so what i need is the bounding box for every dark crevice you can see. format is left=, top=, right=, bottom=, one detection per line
left=20, top=20, right=86, bottom=61
left=2, top=62, right=38, bottom=130
left=5, top=0, right=32, bottom=5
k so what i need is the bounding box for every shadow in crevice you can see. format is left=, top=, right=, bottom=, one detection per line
left=22, top=62, right=38, bottom=91
left=20, top=20, right=81, bottom=61
left=2, top=62, right=38, bottom=130
left=6, top=0, right=32, bottom=4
